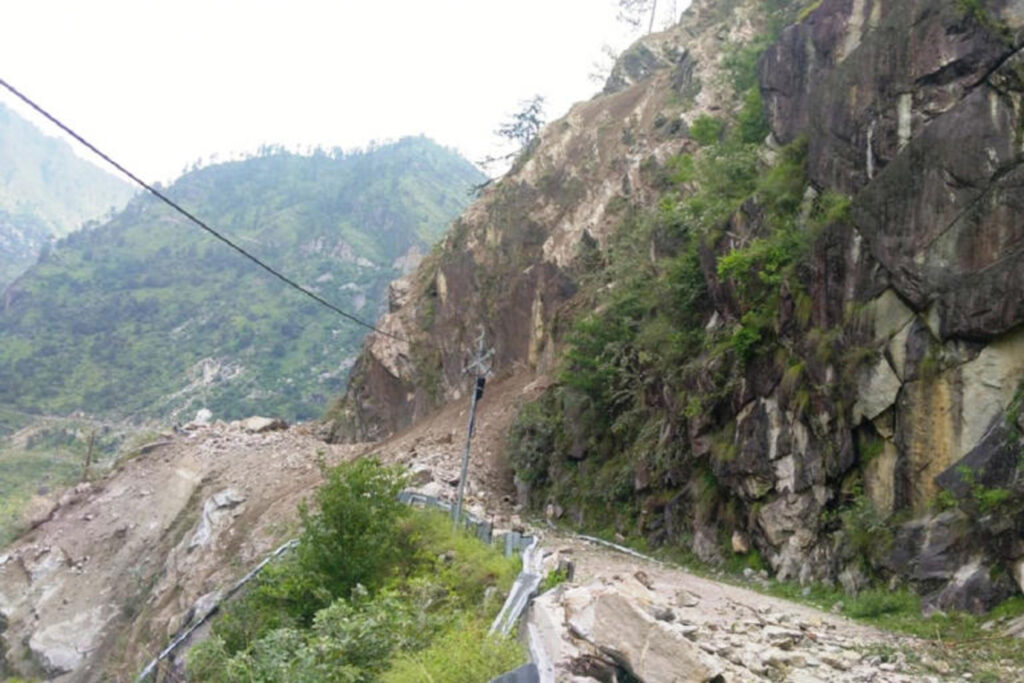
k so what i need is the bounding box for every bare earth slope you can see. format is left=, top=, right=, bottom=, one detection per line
left=0, top=422, right=362, bottom=681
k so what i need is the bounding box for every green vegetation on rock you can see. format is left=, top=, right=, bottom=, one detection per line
left=507, top=1, right=858, bottom=554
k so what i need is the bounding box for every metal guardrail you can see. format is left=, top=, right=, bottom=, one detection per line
left=136, top=538, right=299, bottom=681
left=489, top=536, right=541, bottom=636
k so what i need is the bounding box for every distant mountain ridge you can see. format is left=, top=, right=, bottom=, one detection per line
left=0, top=102, right=135, bottom=288
left=0, top=136, right=483, bottom=423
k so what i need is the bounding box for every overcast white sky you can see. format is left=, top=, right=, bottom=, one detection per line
left=0, top=0, right=688, bottom=183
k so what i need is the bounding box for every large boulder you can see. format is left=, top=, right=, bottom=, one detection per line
left=566, top=586, right=714, bottom=682
left=240, top=416, right=288, bottom=433
left=935, top=418, right=1021, bottom=501
left=885, top=510, right=1017, bottom=613
left=28, top=606, right=113, bottom=677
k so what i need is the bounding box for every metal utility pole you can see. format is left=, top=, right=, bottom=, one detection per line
left=453, top=329, right=494, bottom=531
left=82, top=429, right=96, bottom=482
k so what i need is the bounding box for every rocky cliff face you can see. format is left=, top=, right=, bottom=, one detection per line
left=336, top=0, right=1024, bottom=614
left=755, top=0, right=1024, bottom=609
left=331, top=0, right=765, bottom=439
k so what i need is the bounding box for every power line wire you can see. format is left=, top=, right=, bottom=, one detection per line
left=0, top=77, right=402, bottom=341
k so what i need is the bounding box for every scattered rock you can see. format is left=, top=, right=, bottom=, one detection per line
left=731, top=530, right=750, bottom=554
left=650, top=605, right=676, bottom=622
left=819, top=653, right=851, bottom=671
left=240, top=416, right=288, bottom=433
left=921, top=655, right=952, bottom=675
left=57, top=482, right=92, bottom=508
left=1004, top=614, right=1024, bottom=638
left=634, top=570, right=654, bottom=590
left=676, top=589, right=700, bottom=608
left=763, top=625, right=803, bottom=650
left=407, top=463, right=433, bottom=486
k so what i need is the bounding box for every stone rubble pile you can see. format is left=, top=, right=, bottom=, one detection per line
left=528, top=568, right=945, bottom=683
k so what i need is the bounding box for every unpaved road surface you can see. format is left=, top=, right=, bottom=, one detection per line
left=530, top=535, right=941, bottom=682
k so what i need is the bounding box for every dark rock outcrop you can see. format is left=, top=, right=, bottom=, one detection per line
left=764, top=0, right=1024, bottom=340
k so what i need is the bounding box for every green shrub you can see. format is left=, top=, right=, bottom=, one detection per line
left=191, top=591, right=424, bottom=683
left=295, top=458, right=408, bottom=608
left=506, top=396, right=559, bottom=486
left=725, top=547, right=766, bottom=574
left=831, top=491, right=893, bottom=564
left=728, top=312, right=767, bottom=362
left=397, top=511, right=520, bottom=609
left=539, top=566, right=571, bottom=593
left=190, top=474, right=521, bottom=681
left=736, top=88, right=770, bottom=144
left=664, top=154, right=696, bottom=184
left=689, top=115, right=725, bottom=146
left=845, top=588, right=920, bottom=619
left=722, top=41, right=770, bottom=94
left=380, top=619, right=523, bottom=683
left=812, top=190, right=852, bottom=226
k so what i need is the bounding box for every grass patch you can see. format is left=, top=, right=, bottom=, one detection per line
left=381, top=618, right=523, bottom=683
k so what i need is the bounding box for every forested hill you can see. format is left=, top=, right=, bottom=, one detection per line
left=0, top=137, right=483, bottom=423
left=0, top=102, right=135, bottom=288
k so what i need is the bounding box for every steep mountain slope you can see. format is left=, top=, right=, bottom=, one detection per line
left=0, top=137, right=482, bottom=424
left=0, top=103, right=134, bottom=288
left=335, top=0, right=1024, bottom=616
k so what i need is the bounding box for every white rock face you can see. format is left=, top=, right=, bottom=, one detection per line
left=1013, top=557, right=1024, bottom=595
left=852, top=357, right=902, bottom=424
left=888, top=319, right=913, bottom=380
left=188, top=489, right=246, bottom=550
left=959, top=328, right=1024, bottom=459
left=28, top=605, right=113, bottom=676
left=868, top=289, right=915, bottom=341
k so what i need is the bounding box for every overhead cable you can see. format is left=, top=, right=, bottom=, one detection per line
left=0, top=77, right=402, bottom=340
